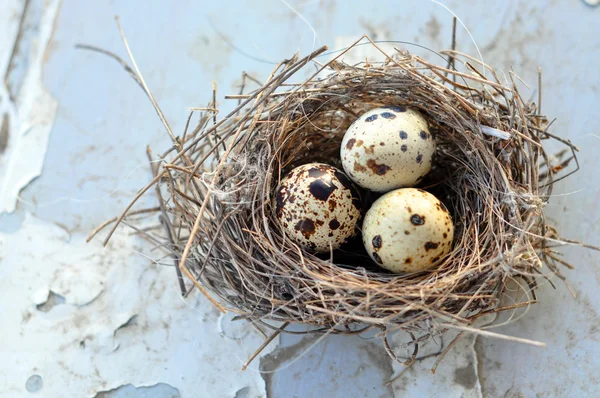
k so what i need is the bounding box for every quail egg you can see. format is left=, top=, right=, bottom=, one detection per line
left=274, top=163, right=362, bottom=253
left=362, top=188, right=454, bottom=273
left=340, top=106, right=435, bottom=192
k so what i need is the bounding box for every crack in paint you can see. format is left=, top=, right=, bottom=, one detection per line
left=474, top=336, right=485, bottom=398
left=0, top=113, right=8, bottom=153
left=4, top=0, right=37, bottom=100
left=1, top=214, right=277, bottom=396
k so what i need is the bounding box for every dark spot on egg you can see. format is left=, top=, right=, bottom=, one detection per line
left=294, top=218, right=316, bottom=239
left=380, top=142, right=385, bottom=146
left=399, top=131, right=408, bottom=139
left=381, top=112, right=396, bottom=119
left=328, top=200, right=337, bottom=212
left=309, top=179, right=337, bottom=201
left=405, top=257, right=412, bottom=264
left=419, top=131, right=428, bottom=140
left=372, top=235, right=382, bottom=249
left=356, top=139, right=364, bottom=147
left=328, top=232, right=334, bottom=237
left=332, top=170, right=362, bottom=211
left=346, top=138, right=356, bottom=150
left=383, top=105, right=407, bottom=112
left=364, top=145, right=376, bottom=154
left=404, top=230, right=410, bottom=235
left=372, top=252, right=383, bottom=264
left=411, top=214, right=425, bottom=225
left=416, top=153, right=423, bottom=163
left=316, top=220, right=324, bottom=227
left=432, top=256, right=440, bottom=263
left=443, top=232, right=448, bottom=239
left=365, top=114, right=378, bottom=122
left=329, top=219, right=340, bottom=230
left=366, top=159, right=391, bottom=175
left=401, top=144, right=407, bottom=152
left=424, top=241, right=439, bottom=251
left=354, top=161, right=367, bottom=173
left=407, top=206, right=412, bottom=212
left=288, top=194, right=296, bottom=203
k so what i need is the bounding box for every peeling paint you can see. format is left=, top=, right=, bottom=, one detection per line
left=0, top=0, right=60, bottom=214
left=35, top=290, right=65, bottom=312
left=93, top=383, right=180, bottom=398
left=233, top=386, right=250, bottom=398
left=25, top=374, right=43, bottom=393
left=0, top=214, right=278, bottom=397
left=1, top=1, right=599, bottom=397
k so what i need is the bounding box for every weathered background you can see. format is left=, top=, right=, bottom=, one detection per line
left=1, top=1, right=599, bottom=397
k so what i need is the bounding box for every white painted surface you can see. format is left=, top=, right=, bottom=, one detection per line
left=0, top=214, right=277, bottom=397
left=1, top=1, right=599, bottom=397
left=0, top=0, right=59, bottom=214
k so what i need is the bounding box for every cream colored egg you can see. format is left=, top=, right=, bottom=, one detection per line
left=274, top=163, right=362, bottom=253
left=340, top=106, right=435, bottom=192
left=362, top=188, right=454, bottom=273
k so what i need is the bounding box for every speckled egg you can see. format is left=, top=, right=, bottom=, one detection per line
left=362, top=188, right=454, bottom=273
left=274, top=163, right=362, bottom=253
left=340, top=106, right=436, bottom=192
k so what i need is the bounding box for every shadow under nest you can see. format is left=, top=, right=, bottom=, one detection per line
left=93, top=39, right=588, bottom=367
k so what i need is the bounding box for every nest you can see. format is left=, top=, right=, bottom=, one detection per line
left=93, top=37, right=587, bottom=368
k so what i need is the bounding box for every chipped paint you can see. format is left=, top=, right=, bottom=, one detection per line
left=1, top=1, right=599, bottom=397
left=0, top=0, right=60, bottom=214
left=93, top=383, right=180, bottom=398
left=0, top=214, right=278, bottom=397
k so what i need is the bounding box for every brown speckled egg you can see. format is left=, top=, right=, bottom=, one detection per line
left=340, top=106, right=435, bottom=192
left=362, top=188, right=454, bottom=273
left=274, top=163, right=362, bottom=253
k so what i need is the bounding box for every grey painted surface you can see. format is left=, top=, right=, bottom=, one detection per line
left=1, top=0, right=599, bottom=397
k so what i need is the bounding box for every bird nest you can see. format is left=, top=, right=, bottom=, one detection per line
left=93, top=37, right=586, bottom=368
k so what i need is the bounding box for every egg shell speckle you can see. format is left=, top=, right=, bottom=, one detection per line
left=274, top=163, right=362, bottom=253
left=340, top=106, right=436, bottom=192
left=362, top=188, right=454, bottom=273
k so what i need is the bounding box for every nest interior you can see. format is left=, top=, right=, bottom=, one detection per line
left=98, top=40, right=581, bottom=352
